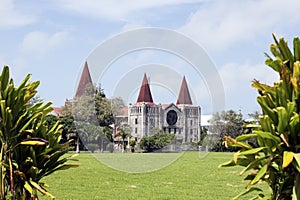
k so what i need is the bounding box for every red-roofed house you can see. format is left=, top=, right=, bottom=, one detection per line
left=50, top=107, right=64, bottom=117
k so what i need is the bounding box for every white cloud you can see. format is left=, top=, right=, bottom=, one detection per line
left=20, top=31, right=70, bottom=58
left=121, top=21, right=149, bottom=32
left=218, top=62, right=279, bottom=114
left=55, top=0, right=201, bottom=21
left=178, top=0, right=300, bottom=52
left=0, top=0, right=36, bottom=28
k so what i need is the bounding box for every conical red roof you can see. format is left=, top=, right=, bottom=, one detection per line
left=176, top=76, right=192, bottom=105
left=137, top=73, right=153, bottom=103
left=75, top=61, right=93, bottom=97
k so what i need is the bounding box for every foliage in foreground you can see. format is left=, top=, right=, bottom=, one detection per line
left=220, top=34, right=300, bottom=199
left=0, top=66, right=79, bottom=199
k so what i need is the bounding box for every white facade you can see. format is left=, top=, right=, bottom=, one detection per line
left=127, top=103, right=201, bottom=143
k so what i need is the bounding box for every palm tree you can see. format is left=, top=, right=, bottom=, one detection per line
left=117, top=125, right=132, bottom=152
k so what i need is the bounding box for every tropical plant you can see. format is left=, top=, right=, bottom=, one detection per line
left=75, top=122, right=112, bottom=152
left=0, top=66, right=79, bottom=199
left=129, top=140, right=136, bottom=153
left=116, top=125, right=131, bottom=151
left=220, top=34, right=300, bottom=199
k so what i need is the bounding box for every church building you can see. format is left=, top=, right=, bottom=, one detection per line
left=128, top=74, right=201, bottom=143
left=74, top=62, right=201, bottom=143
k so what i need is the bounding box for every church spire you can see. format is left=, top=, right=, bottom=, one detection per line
left=176, top=76, right=192, bottom=105
left=137, top=73, right=153, bottom=103
left=75, top=61, right=93, bottom=97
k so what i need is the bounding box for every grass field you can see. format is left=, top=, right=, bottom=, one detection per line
left=40, top=152, right=268, bottom=200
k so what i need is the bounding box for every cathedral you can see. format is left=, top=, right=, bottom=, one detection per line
left=127, top=74, right=201, bottom=143
left=75, top=62, right=201, bottom=143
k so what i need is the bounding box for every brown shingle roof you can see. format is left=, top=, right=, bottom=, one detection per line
left=137, top=73, right=154, bottom=103
left=75, top=61, right=93, bottom=97
left=176, top=76, right=192, bottom=105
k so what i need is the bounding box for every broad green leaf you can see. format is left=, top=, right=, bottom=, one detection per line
left=292, top=174, right=300, bottom=200
left=44, top=164, right=80, bottom=177
left=55, top=164, right=80, bottom=171
left=236, top=158, right=252, bottom=167
left=259, top=115, right=275, bottom=134
left=251, top=164, right=268, bottom=185
left=240, top=157, right=268, bottom=176
left=277, top=107, right=288, bottom=133
left=287, top=102, right=296, bottom=119
left=30, top=180, right=55, bottom=199
left=19, top=112, right=43, bottom=133
left=232, top=187, right=263, bottom=200
left=239, top=147, right=266, bottom=156
left=0, top=66, right=9, bottom=90
left=218, top=160, right=235, bottom=168
left=256, top=96, right=278, bottom=125
left=293, top=153, right=300, bottom=169
left=290, top=114, right=300, bottom=141
left=254, top=130, right=281, bottom=143
left=292, top=162, right=300, bottom=174
left=282, top=151, right=294, bottom=169
left=267, top=59, right=282, bottom=72
left=236, top=134, right=257, bottom=141
left=225, top=136, right=253, bottom=149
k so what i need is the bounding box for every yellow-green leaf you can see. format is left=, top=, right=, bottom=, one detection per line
left=30, top=180, right=55, bottom=199
left=293, top=153, right=300, bottom=169
left=20, top=141, right=46, bottom=146
left=254, top=130, right=281, bottom=143
left=56, top=164, right=80, bottom=171
left=236, top=134, right=257, bottom=141
left=239, top=147, right=266, bottom=156
left=218, top=160, right=235, bottom=168
left=24, top=181, right=33, bottom=195
left=283, top=151, right=294, bottom=169
left=234, top=152, right=239, bottom=163
left=232, top=187, right=263, bottom=200
left=251, top=164, right=268, bottom=185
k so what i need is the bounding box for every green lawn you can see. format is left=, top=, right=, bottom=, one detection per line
left=40, top=152, right=268, bottom=200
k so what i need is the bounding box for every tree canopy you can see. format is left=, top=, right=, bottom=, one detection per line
left=208, top=109, right=244, bottom=151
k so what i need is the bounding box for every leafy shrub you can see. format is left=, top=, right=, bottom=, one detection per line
left=139, top=132, right=175, bottom=152
left=129, top=140, right=136, bottom=153
left=87, top=143, right=98, bottom=153
left=106, top=143, right=114, bottom=153
left=0, top=66, right=79, bottom=199
left=220, top=35, right=300, bottom=199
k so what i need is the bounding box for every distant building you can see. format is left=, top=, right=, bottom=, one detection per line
left=50, top=107, right=63, bottom=117
left=200, top=115, right=212, bottom=131
left=127, top=74, right=201, bottom=143
left=74, top=62, right=202, bottom=143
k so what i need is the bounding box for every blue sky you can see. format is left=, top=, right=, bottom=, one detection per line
left=1, top=0, right=299, bottom=115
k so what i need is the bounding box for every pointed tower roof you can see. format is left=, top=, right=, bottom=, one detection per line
left=75, top=61, right=93, bottom=97
left=137, top=73, right=153, bottom=103
left=176, top=76, right=192, bottom=105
